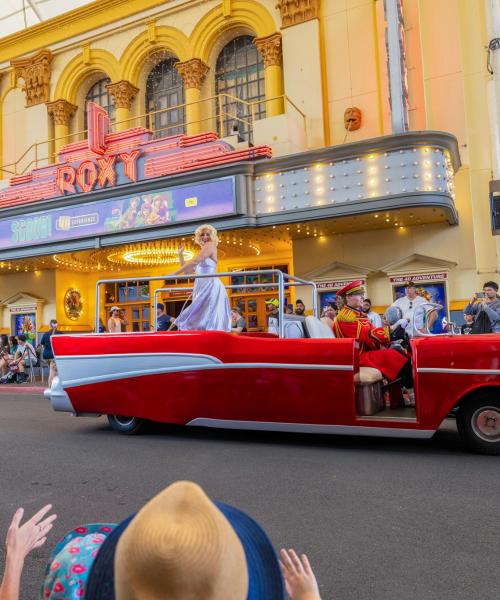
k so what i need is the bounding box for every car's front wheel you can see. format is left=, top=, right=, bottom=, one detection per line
left=107, top=414, right=146, bottom=435
left=456, top=395, right=500, bottom=455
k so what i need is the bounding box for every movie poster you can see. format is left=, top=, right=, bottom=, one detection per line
left=13, top=313, right=36, bottom=346
left=319, top=291, right=337, bottom=314
left=392, top=281, right=448, bottom=334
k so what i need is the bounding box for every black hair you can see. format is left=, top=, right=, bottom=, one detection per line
left=483, top=281, right=499, bottom=292
left=296, top=299, right=305, bottom=305
left=18, top=334, right=27, bottom=342
left=364, top=298, right=372, bottom=306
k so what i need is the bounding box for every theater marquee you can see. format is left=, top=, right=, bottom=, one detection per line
left=0, top=177, right=236, bottom=249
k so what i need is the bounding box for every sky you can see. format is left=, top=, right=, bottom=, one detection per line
left=0, top=0, right=92, bottom=37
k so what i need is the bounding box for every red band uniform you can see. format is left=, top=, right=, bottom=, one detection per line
left=333, top=281, right=408, bottom=381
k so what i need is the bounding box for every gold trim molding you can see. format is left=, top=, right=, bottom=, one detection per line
left=11, top=49, right=53, bottom=107
left=276, top=0, right=320, bottom=28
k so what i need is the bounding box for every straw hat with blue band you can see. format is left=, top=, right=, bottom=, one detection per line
left=85, top=481, right=284, bottom=600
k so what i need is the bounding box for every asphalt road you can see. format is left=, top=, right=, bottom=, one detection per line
left=0, top=393, right=499, bottom=600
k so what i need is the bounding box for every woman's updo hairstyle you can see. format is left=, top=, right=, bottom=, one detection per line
left=194, top=224, right=220, bottom=246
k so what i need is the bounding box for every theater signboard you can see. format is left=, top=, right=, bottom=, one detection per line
left=0, top=103, right=272, bottom=252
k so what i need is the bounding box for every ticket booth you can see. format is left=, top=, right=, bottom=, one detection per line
left=1, top=292, right=45, bottom=346
left=303, top=262, right=374, bottom=316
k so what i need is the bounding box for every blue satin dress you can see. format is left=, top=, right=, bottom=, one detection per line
left=175, top=256, right=231, bottom=332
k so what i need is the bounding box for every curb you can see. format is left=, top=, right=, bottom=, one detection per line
left=0, top=385, right=44, bottom=394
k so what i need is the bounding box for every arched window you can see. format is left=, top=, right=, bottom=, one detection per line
left=84, top=78, right=115, bottom=129
left=146, top=58, right=185, bottom=138
left=215, top=36, right=266, bottom=141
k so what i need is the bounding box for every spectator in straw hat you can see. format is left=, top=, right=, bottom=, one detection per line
left=107, top=307, right=122, bottom=334
left=40, top=481, right=321, bottom=600
left=107, top=307, right=129, bottom=334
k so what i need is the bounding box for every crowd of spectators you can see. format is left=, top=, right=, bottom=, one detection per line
left=0, top=334, right=37, bottom=384
left=464, top=281, right=500, bottom=334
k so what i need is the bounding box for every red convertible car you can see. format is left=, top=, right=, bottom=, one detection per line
left=45, top=272, right=500, bottom=455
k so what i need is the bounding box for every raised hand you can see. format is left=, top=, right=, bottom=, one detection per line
left=279, top=548, right=321, bottom=600
left=5, top=505, right=57, bottom=562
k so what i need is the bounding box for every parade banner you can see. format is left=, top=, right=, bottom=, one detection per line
left=0, top=177, right=236, bottom=250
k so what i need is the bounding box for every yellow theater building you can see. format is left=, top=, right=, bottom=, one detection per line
left=0, top=0, right=499, bottom=338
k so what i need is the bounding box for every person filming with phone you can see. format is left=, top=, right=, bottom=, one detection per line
left=464, top=281, right=500, bottom=333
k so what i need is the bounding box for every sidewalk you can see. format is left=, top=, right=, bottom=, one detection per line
left=0, top=382, right=44, bottom=394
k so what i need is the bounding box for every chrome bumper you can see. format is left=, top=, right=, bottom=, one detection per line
left=44, top=376, right=74, bottom=413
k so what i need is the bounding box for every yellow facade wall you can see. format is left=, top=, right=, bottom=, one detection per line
left=0, top=0, right=498, bottom=312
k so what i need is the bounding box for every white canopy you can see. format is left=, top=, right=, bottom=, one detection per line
left=0, top=0, right=92, bottom=37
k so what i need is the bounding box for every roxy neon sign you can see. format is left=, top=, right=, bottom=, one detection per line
left=0, top=101, right=271, bottom=210
left=56, top=150, right=140, bottom=194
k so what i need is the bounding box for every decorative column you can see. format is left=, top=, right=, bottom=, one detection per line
left=175, top=59, right=209, bottom=135
left=276, top=0, right=320, bottom=28
left=106, top=80, right=139, bottom=132
left=11, top=49, right=53, bottom=107
left=46, top=99, right=77, bottom=156
left=253, top=33, right=284, bottom=117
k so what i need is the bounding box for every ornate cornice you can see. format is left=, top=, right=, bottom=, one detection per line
left=175, top=58, right=209, bottom=90
left=253, top=33, right=282, bottom=68
left=276, top=0, right=320, bottom=28
left=11, top=49, right=53, bottom=107
left=46, top=99, right=77, bottom=126
left=106, top=80, right=139, bottom=109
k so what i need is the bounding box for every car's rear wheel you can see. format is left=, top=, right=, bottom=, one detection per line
left=456, top=395, right=500, bottom=455
left=107, top=414, right=146, bottom=435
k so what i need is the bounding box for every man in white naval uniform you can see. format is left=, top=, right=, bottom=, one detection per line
left=390, top=281, right=435, bottom=336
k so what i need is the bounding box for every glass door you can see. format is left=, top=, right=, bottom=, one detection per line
left=130, top=305, right=150, bottom=332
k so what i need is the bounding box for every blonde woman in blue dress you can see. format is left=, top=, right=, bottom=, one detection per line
left=172, top=224, right=231, bottom=331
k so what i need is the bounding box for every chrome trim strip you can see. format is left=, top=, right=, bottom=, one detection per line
left=56, top=352, right=223, bottom=362
left=186, top=418, right=435, bottom=439
left=59, top=361, right=353, bottom=389
left=418, top=367, right=500, bottom=375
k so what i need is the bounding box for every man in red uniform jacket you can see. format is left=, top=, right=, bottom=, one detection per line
left=333, top=280, right=412, bottom=386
